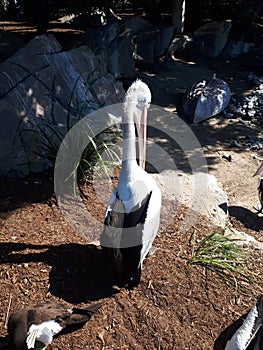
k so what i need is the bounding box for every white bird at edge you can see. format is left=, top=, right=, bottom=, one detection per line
left=214, top=295, right=263, bottom=350
left=100, top=79, right=161, bottom=289
left=253, top=161, right=263, bottom=213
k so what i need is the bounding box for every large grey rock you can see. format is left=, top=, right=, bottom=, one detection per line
left=153, top=170, right=228, bottom=229
left=182, top=75, right=231, bottom=123
left=154, top=26, right=175, bottom=58
left=120, top=17, right=155, bottom=35
left=0, top=34, right=125, bottom=177
left=0, top=29, right=25, bottom=62
left=72, top=18, right=174, bottom=77
left=107, top=31, right=135, bottom=78
left=224, top=226, right=263, bottom=251
left=222, top=39, right=255, bottom=58
left=69, top=22, right=135, bottom=79
left=192, top=20, right=232, bottom=58
left=130, top=20, right=175, bottom=64
left=173, top=21, right=232, bottom=59
left=133, top=30, right=157, bottom=64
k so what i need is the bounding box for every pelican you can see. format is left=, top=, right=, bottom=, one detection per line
left=214, top=295, right=263, bottom=350
left=100, top=79, right=161, bottom=289
left=253, top=161, right=263, bottom=213
left=8, top=302, right=102, bottom=350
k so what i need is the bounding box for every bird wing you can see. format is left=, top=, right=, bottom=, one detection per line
left=26, top=328, right=38, bottom=349
left=100, top=191, right=125, bottom=249
left=258, top=178, right=263, bottom=207
left=225, top=295, right=263, bottom=350
left=26, top=320, right=62, bottom=349
left=100, top=187, right=156, bottom=287
left=139, top=182, right=161, bottom=264
left=61, top=302, right=103, bottom=328
left=101, top=189, right=153, bottom=249
left=100, top=166, right=161, bottom=287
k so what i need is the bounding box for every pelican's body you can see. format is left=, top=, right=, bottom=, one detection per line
left=100, top=80, right=161, bottom=288
left=214, top=295, right=263, bottom=350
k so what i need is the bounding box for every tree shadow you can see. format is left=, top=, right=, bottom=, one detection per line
left=0, top=170, right=54, bottom=216
left=228, top=205, right=263, bottom=231
left=0, top=242, right=118, bottom=303
left=0, top=336, right=8, bottom=350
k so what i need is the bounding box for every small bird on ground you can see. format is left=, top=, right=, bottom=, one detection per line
left=253, top=161, right=263, bottom=213
left=8, top=301, right=102, bottom=350
left=214, top=295, right=263, bottom=350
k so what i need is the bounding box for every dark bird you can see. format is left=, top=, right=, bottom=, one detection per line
left=8, top=301, right=102, bottom=350
left=253, top=161, right=263, bottom=213
left=100, top=79, right=161, bottom=289
left=214, top=295, right=263, bottom=350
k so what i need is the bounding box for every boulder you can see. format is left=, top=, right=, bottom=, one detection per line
left=120, top=17, right=155, bottom=35
left=181, top=75, right=231, bottom=123
left=133, top=25, right=175, bottom=64
left=222, top=39, right=255, bottom=58
left=192, top=20, right=232, bottom=58
left=167, top=21, right=232, bottom=60
left=69, top=22, right=135, bottom=79
left=107, top=31, right=135, bottom=78
left=152, top=170, right=228, bottom=229
left=0, top=34, right=125, bottom=177
left=154, top=25, right=175, bottom=58
left=69, top=17, right=174, bottom=77
left=133, top=30, right=157, bottom=64
left=0, top=29, right=25, bottom=62
left=224, top=226, right=263, bottom=251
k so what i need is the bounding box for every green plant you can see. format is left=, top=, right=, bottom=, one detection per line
left=78, top=126, right=121, bottom=180
left=189, top=231, right=255, bottom=288
left=32, top=75, right=121, bottom=187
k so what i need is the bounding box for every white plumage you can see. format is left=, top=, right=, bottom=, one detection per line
left=225, top=304, right=260, bottom=350
left=100, top=79, right=161, bottom=288
left=27, top=320, right=63, bottom=349
left=215, top=295, right=263, bottom=350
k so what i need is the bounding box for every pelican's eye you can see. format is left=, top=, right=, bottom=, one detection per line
left=136, top=98, right=150, bottom=110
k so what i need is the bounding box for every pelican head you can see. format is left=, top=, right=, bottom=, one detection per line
left=124, top=80, right=151, bottom=170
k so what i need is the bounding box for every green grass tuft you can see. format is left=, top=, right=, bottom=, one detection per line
left=189, top=231, right=256, bottom=288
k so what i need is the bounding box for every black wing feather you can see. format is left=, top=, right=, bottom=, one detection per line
left=100, top=191, right=152, bottom=288
left=258, top=178, right=263, bottom=208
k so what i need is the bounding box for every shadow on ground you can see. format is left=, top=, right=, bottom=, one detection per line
left=229, top=205, right=263, bottom=232
left=0, top=242, right=118, bottom=303
left=0, top=336, right=8, bottom=350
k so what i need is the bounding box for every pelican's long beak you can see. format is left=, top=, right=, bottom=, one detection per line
left=253, top=162, right=263, bottom=176
left=135, top=105, right=148, bottom=170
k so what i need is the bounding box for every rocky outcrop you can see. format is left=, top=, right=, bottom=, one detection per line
left=71, top=17, right=175, bottom=76
left=167, top=20, right=232, bottom=59
left=0, top=29, right=25, bottom=62
left=0, top=34, right=125, bottom=177
left=153, top=170, right=228, bottom=229
left=192, top=20, right=232, bottom=58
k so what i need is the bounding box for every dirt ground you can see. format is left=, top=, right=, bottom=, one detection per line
left=0, top=19, right=263, bottom=350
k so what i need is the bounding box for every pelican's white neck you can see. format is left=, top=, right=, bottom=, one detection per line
left=121, top=107, right=137, bottom=171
